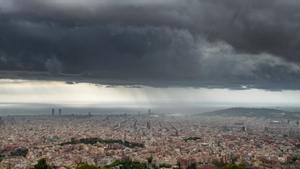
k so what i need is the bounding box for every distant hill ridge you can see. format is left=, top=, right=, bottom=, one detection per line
left=199, top=107, right=300, bottom=119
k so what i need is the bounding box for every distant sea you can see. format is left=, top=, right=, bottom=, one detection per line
left=0, top=103, right=221, bottom=116
left=0, top=103, right=145, bottom=116
left=1, top=103, right=299, bottom=116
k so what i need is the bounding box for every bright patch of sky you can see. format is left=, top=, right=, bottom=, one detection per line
left=1, top=79, right=300, bottom=107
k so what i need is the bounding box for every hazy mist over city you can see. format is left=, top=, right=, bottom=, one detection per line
left=0, top=0, right=300, bottom=169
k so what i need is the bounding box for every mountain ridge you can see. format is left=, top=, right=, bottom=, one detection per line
left=198, top=107, right=300, bottom=119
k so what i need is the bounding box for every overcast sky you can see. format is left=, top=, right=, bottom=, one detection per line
left=1, top=79, right=300, bottom=107
left=0, top=0, right=300, bottom=105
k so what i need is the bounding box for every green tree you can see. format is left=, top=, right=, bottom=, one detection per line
left=33, top=159, right=53, bottom=169
left=159, top=163, right=172, bottom=168
left=10, top=147, right=28, bottom=157
left=211, top=159, right=225, bottom=168
left=187, top=162, right=196, bottom=169
left=75, top=164, right=99, bottom=169
left=222, top=164, right=246, bottom=169
left=147, top=156, right=153, bottom=164
left=105, top=159, right=149, bottom=169
left=0, top=154, right=4, bottom=162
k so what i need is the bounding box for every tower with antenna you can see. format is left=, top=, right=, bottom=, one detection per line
left=51, top=108, right=55, bottom=116
left=148, top=109, right=152, bottom=115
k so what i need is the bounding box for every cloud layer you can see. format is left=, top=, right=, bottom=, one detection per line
left=0, top=0, right=300, bottom=89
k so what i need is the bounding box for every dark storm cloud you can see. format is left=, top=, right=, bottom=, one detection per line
left=0, top=0, right=300, bottom=89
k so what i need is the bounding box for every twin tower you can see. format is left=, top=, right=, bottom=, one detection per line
left=51, top=108, right=62, bottom=116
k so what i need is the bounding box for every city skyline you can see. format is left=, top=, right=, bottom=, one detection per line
left=1, top=1, right=300, bottom=168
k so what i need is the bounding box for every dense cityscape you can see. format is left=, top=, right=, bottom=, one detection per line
left=1, top=109, right=299, bottom=169
left=1, top=0, right=300, bottom=169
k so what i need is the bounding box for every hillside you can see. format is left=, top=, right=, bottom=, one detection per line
left=199, top=107, right=300, bottom=119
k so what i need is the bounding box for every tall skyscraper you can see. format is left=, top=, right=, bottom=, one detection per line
left=0, top=116, right=3, bottom=127
left=51, top=108, right=55, bottom=116
left=58, top=108, right=62, bottom=116
left=147, top=121, right=151, bottom=129
left=148, top=109, right=152, bottom=115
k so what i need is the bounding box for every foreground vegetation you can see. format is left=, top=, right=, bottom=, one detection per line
left=0, top=147, right=28, bottom=161
left=60, top=138, right=144, bottom=148
left=183, top=137, right=201, bottom=142
left=32, top=158, right=248, bottom=169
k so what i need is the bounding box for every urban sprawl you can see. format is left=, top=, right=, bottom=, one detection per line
left=0, top=110, right=300, bottom=169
